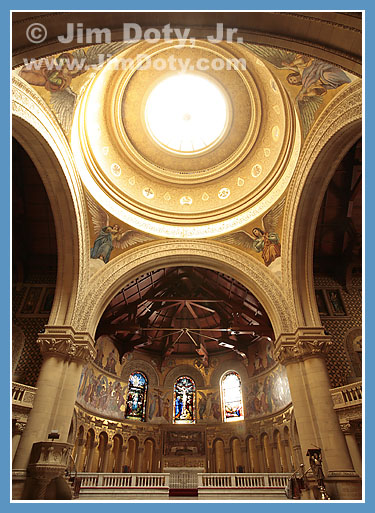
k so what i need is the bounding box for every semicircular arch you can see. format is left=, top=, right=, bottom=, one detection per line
left=72, top=240, right=296, bottom=342
left=12, top=76, right=90, bottom=326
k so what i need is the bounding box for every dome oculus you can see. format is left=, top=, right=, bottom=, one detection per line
left=144, top=73, right=229, bottom=154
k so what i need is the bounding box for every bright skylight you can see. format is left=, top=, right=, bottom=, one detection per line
left=145, top=73, right=228, bottom=154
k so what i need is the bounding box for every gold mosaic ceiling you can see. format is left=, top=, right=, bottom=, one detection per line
left=72, top=40, right=301, bottom=238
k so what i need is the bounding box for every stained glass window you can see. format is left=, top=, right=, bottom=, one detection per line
left=125, top=371, right=147, bottom=421
left=221, top=371, right=244, bottom=422
left=173, top=376, right=196, bottom=424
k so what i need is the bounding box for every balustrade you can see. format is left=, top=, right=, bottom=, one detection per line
left=198, top=473, right=290, bottom=489
left=330, top=381, right=362, bottom=409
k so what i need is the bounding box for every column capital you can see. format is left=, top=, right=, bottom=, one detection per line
left=274, top=327, right=332, bottom=365
left=340, top=422, right=353, bottom=435
left=37, top=326, right=96, bottom=363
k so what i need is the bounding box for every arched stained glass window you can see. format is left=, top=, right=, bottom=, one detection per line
left=125, top=371, right=147, bottom=422
left=173, top=376, right=196, bottom=424
left=221, top=371, right=244, bottom=422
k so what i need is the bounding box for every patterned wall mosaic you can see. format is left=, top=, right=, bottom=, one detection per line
left=12, top=280, right=55, bottom=386
left=314, top=275, right=362, bottom=387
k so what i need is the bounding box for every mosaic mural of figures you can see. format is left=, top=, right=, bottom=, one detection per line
left=245, top=44, right=352, bottom=138
left=215, top=198, right=285, bottom=277
left=93, top=336, right=120, bottom=375
left=148, top=389, right=171, bottom=424
left=86, top=194, right=155, bottom=263
left=327, top=289, right=346, bottom=315
left=18, top=43, right=129, bottom=133
left=76, top=365, right=127, bottom=419
left=245, top=365, right=291, bottom=418
left=248, top=338, right=276, bottom=377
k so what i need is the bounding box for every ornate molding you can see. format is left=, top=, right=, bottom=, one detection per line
left=73, top=240, right=296, bottom=337
left=275, top=328, right=332, bottom=365
left=281, top=80, right=362, bottom=325
left=12, top=75, right=91, bottom=325
left=37, top=326, right=96, bottom=363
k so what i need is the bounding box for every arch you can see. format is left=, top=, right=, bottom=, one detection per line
left=82, top=428, right=96, bottom=472
left=213, top=438, right=226, bottom=473
left=210, top=358, right=248, bottom=387
left=121, top=359, right=159, bottom=387
left=231, top=437, right=244, bottom=472
left=72, top=241, right=296, bottom=340
left=283, top=80, right=361, bottom=327
left=12, top=76, right=90, bottom=326
left=220, top=371, right=244, bottom=422
left=73, top=425, right=85, bottom=472
left=247, top=435, right=260, bottom=473
left=164, top=364, right=204, bottom=388
left=109, top=433, right=124, bottom=473
left=97, top=431, right=109, bottom=472
left=125, top=436, right=138, bottom=472
left=143, top=438, right=156, bottom=473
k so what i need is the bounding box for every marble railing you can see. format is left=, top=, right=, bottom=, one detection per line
left=78, top=472, right=170, bottom=489
left=198, top=473, right=291, bottom=489
left=12, top=382, right=37, bottom=408
left=330, top=380, right=362, bottom=410
left=75, top=472, right=170, bottom=499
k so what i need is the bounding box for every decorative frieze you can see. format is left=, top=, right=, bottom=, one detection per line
left=36, top=326, right=96, bottom=363
left=275, top=328, right=332, bottom=365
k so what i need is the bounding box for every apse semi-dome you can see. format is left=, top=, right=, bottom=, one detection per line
left=72, top=40, right=301, bottom=238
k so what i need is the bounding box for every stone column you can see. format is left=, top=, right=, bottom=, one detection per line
left=341, top=422, right=362, bottom=477
left=240, top=443, right=248, bottom=472
left=12, top=421, right=26, bottom=462
left=280, top=439, right=290, bottom=472
left=271, top=442, right=281, bottom=472
left=13, top=326, right=95, bottom=471
left=137, top=445, right=145, bottom=473
left=224, top=447, right=232, bottom=473
left=256, top=443, right=265, bottom=473
left=74, top=439, right=86, bottom=473
left=275, top=327, right=361, bottom=500
left=103, top=442, right=113, bottom=473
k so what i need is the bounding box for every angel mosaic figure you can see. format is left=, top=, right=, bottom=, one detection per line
left=18, top=43, right=129, bottom=133
left=215, top=198, right=284, bottom=267
left=87, top=195, right=155, bottom=263
left=245, top=44, right=351, bottom=138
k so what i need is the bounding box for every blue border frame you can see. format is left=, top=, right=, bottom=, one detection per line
left=6, top=3, right=371, bottom=510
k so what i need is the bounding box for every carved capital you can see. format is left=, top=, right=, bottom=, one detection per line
left=37, top=326, right=96, bottom=363
left=13, top=420, right=26, bottom=435
left=275, top=328, right=332, bottom=365
left=340, top=422, right=353, bottom=435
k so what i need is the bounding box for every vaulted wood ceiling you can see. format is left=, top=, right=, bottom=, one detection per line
left=96, top=267, right=274, bottom=365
